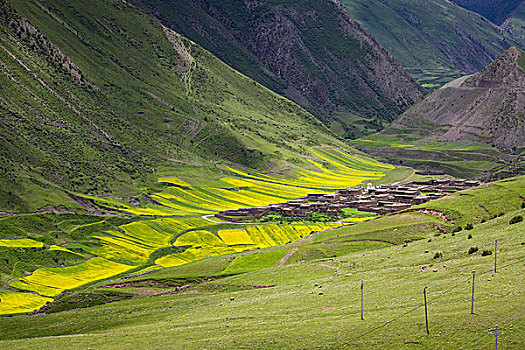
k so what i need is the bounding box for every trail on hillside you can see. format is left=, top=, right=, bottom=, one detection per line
left=277, top=247, right=299, bottom=266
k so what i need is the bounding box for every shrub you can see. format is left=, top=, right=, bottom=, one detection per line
left=509, top=215, right=523, bottom=225
left=468, top=246, right=478, bottom=254
left=452, top=226, right=463, bottom=233
left=468, top=234, right=472, bottom=239
left=433, top=252, right=442, bottom=259
left=481, top=250, right=492, bottom=256
left=465, top=223, right=473, bottom=230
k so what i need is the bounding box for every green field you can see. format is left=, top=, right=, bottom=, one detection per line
left=348, top=134, right=522, bottom=178
left=407, top=68, right=466, bottom=91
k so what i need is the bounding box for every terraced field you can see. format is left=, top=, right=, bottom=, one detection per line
left=0, top=148, right=396, bottom=315
left=349, top=135, right=516, bottom=178
left=0, top=239, right=44, bottom=248
left=0, top=292, right=53, bottom=316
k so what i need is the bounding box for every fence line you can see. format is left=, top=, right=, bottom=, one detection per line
left=334, top=256, right=525, bottom=348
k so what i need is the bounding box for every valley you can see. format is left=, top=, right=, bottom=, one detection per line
left=0, top=147, right=402, bottom=315
left=0, top=0, right=523, bottom=349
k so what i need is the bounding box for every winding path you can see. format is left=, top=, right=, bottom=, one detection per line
left=201, top=214, right=260, bottom=225
left=392, top=169, right=416, bottom=185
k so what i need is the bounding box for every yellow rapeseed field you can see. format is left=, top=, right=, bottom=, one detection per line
left=0, top=292, right=53, bottom=315
left=217, top=228, right=255, bottom=245
left=10, top=257, right=135, bottom=297
left=6, top=148, right=395, bottom=314
left=0, top=238, right=44, bottom=248
left=156, top=222, right=339, bottom=267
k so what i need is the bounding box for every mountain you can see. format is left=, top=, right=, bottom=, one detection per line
left=0, top=0, right=354, bottom=213
left=451, top=0, right=525, bottom=25
left=133, top=0, right=424, bottom=137
left=1, top=0, right=427, bottom=319
left=350, top=47, right=525, bottom=178
left=392, top=47, right=525, bottom=153
left=340, top=0, right=519, bottom=86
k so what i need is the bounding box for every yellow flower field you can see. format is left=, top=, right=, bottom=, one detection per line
left=49, top=245, right=83, bottom=256
left=174, top=230, right=226, bottom=247
left=0, top=292, right=53, bottom=315
left=99, top=147, right=393, bottom=217
left=5, top=147, right=396, bottom=315
left=10, top=257, right=135, bottom=297
left=156, top=222, right=339, bottom=267
left=0, top=238, right=44, bottom=248
left=217, top=228, right=255, bottom=245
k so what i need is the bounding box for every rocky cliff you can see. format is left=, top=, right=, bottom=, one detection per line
left=392, top=47, right=525, bottom=153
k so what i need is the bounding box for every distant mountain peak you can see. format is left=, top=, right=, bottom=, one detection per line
left=389, top=47, right=525, bottom=153
left=463, top=46, right=525, bottom=88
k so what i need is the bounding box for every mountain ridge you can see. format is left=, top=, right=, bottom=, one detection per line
left=450, top=0, right=525, bottom=25
left=133, top=0, right=424, bottom=137
left=462, top=46, right=525, bottom=88
left=340, top=0, right=521, bottom=87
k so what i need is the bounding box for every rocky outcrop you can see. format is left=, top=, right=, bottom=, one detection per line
left=391, top=47, right=525, bottom=153
left=6, top=12, right=88, bottom=86
left=462, top=47, right=525, bottom=88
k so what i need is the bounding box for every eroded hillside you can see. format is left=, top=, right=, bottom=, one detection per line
left=134, top=0, right=424, bottom=137
left=393, top=47, right=525, bottom=153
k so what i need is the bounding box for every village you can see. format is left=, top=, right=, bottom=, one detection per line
left=215, top=178, right=481, bottom=222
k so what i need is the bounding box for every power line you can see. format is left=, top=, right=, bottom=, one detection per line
left=334, top=256, right=525, bottom=348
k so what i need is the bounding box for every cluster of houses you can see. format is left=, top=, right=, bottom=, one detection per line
left=214, top=178, right=481, bottom=222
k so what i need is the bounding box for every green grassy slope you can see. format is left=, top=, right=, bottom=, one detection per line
left=0, top=176, right=523, bottom=349
left=0, top=0, right=353, bottom=213
left=349, top=136, right=513, bottom=178
left=341, top=0, right=519, bottom=85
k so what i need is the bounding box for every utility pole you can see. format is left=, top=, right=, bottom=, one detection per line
left=495, top=326, right=498, bottom=350
left=360, top=280, right=364, bottom=320
left=424, top=286, right=429, bottom=335
left=494, top=240, right=497, bottom=273
left=471, top=271, right=475, bottom=314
